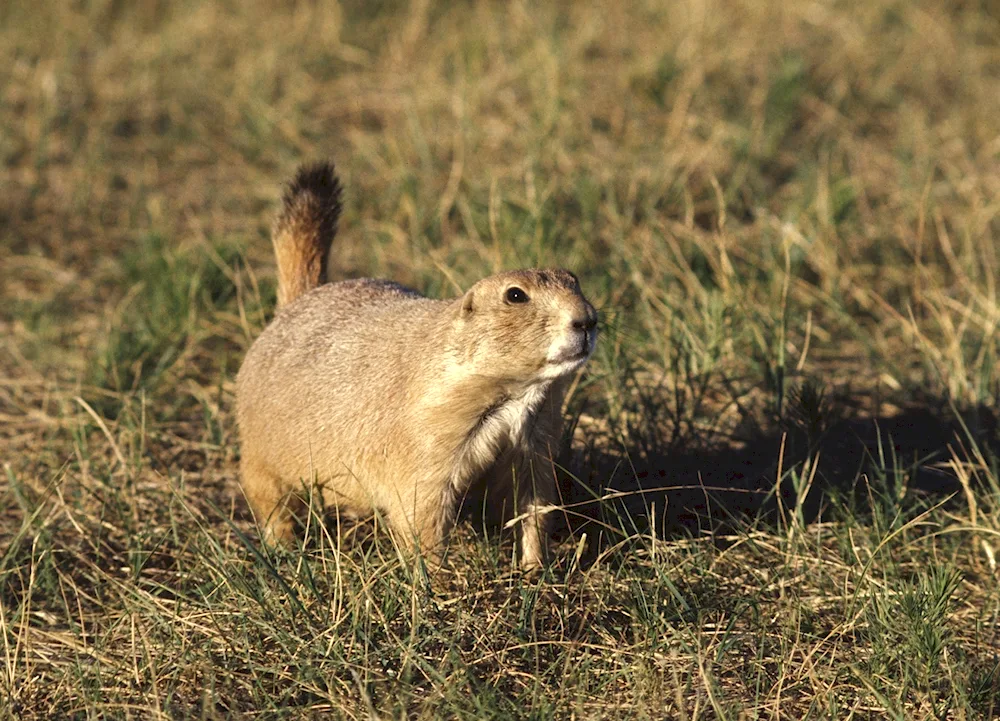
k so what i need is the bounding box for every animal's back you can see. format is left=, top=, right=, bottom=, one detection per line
left=236, top=279, right=449, bottom=494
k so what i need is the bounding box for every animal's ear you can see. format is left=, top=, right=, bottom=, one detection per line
left=460, top=289, right=475, bottom=317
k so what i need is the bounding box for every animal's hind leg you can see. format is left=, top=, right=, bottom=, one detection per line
left=241, top=458, right=300, bottom=546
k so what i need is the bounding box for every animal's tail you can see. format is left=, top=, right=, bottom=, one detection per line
left=272, top=162, right=343, bottom=308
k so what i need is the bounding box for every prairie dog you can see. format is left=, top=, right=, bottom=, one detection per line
left=235, top=162, right=597, bottom=569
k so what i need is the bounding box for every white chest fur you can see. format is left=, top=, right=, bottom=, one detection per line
left=452, top=382, right=551, bottom=488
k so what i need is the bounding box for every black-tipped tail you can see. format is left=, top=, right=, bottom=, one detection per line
left=272, top=162, right=343, bottom=308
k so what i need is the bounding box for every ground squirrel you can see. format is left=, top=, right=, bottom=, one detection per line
left=235, top=162, right=597, bottom=569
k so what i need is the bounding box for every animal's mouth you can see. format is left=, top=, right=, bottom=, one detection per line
left=547, top=331, right=596, bottom=366
left=544, top=354, right=589, bottom=373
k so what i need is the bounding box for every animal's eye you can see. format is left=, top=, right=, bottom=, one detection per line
left=505, top=287, right=530, bottom=304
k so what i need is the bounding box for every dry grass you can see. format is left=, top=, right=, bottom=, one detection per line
left=2, top=0, right=1000, bottom=718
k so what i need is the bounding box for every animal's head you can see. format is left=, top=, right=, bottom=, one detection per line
left=453, top=269, right=597, bottom=386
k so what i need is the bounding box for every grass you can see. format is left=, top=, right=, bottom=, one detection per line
left=2, top=0, right=1000, bottom=717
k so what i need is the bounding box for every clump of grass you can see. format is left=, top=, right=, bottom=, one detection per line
left=95, top=235, right=234, bottom=391
left=864, top=565, right=964, bottom=710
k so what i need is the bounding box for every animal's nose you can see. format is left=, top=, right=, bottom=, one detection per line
left=572, top=314, right=597, bottom=332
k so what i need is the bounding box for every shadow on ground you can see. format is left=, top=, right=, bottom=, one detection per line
left=549, top=397, right=998, bottom=553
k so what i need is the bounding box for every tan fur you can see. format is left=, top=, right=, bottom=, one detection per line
left=236, top=162, right=597, bottom=569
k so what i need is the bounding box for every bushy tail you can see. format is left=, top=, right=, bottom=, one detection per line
left=272, top=162, right=343, bottom=308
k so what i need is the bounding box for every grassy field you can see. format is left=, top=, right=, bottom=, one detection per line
left=2, top=0, right=1000, bottom=717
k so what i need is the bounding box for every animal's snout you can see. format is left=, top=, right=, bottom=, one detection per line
left=571, top=308, right=598, bottom=356
left=571, top=312, right=597, bottom=333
